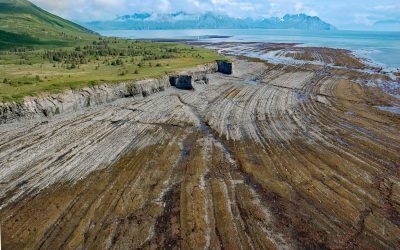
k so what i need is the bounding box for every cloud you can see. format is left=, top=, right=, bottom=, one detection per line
left=295, top=2, right=317, bottom=16
left=353, top=13, right=375, bottom=26
left=30, top=0, right=400, bottom=30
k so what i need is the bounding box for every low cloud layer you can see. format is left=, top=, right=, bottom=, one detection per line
left=31, top=0, right=400, bottom=29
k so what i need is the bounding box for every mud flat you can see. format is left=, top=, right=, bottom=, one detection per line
left=0, top=44, right=400, bottom=249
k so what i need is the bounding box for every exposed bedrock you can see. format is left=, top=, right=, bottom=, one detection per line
left=0, top=56, right=399, bottom=249
left=0, top=78, right=171, bottom=124
left=217, top=60, right=233, bottom=74
left=0, top=62, right=217, bottom=124
left=169, top=75, right=194, bottom=90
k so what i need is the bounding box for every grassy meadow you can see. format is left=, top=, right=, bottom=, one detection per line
left=0, top=0, right=224, bottom=103
left=0, top=38, right=224, bottom=103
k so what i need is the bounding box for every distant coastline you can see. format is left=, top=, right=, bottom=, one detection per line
left=99, top=28, right=400, bottom=72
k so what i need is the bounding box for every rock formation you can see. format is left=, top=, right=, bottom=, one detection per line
left=0, top=46, right=399, bottom=249
left=217, top=60, right=233, bottom=74
left=0, top=62, right=217, bottom=124
left=169, top=75, right=194, bottom=90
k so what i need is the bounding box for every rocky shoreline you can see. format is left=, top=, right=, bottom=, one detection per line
left=191, top=41, right=400, bottom=98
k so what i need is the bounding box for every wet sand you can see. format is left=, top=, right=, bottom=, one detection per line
left=0, top=43, right=399, bottom=249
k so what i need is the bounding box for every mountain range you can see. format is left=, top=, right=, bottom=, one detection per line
left=84, top=12, right=337, bottom=31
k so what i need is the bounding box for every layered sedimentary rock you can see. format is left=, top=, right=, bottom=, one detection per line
left=170, top=75, right=194, bottom=90
left=0, top=46, right=399, bottom=249
left=0, top=62, right=218, bottom=124
left=217, top=60, right=233, bottom=74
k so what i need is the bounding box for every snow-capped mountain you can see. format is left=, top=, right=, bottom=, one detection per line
left=85, top=12, right=337, bottom=31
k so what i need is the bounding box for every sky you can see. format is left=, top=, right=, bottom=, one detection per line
left=30, top=0, right=400, bottom=30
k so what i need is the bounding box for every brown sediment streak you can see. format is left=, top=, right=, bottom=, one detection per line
left=1, top=45, right=400, bottom=249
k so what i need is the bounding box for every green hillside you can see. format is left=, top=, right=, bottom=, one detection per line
left=0, top=0, right=97, bottom=49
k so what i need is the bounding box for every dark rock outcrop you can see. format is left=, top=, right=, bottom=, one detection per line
left=169, top=75, right=194, bottom=90
left=217, top=60, right=233, bottom=75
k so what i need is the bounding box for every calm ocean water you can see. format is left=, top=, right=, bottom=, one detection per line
left=100, top=29, right=400, bottom=71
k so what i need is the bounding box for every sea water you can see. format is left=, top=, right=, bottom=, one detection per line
left=100, top=29, right=400, bottom=71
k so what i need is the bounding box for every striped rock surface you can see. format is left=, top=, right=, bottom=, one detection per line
left=0, top=53, right=399, bottom=249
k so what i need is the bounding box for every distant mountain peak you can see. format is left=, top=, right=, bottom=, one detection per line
left=170, top=11, right=189, bottom=17
left=131, top=13, right=152, bottom=20
left=87, top=12, right=337, bottom=31
left=117, top=12, right=151, bottom=20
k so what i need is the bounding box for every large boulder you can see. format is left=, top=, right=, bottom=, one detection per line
left=217, top=60, right=233, bottom=75
left=169, top=75, right=194, bottom=90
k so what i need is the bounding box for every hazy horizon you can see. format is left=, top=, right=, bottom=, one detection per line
left=30, top=0, right=400, bottom=31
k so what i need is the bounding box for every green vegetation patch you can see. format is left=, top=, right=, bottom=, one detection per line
left=0, top=0, right=98, bottom=49
left=0, top=38, right=224, bottom=103
left=0, top=30, right=71, bottom=50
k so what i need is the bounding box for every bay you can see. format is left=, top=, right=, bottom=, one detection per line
left=99, top=29, right=400, bottom=71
